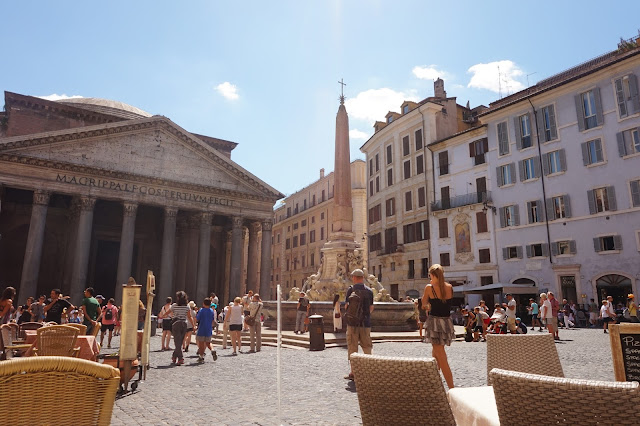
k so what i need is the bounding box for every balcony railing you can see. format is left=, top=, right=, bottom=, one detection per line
left=431, top=191, right=491, bottom=212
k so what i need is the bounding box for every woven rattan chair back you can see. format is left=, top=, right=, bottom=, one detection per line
left=490, top=368, right=640, bottom=425
left=0, top=356, right=120, bottom=425
left=351, top=353, right=455, bottom=426
left=18, top=321, right=43, bottom=338
left=0, top=325, right=31, bottom=360
left=92, top=322, right=101, bottom=338
left=486, top=333, right=563, bottom=385
left=36, top=325, right=80, bottom=357
left=65, top=323, right=88, bottom=335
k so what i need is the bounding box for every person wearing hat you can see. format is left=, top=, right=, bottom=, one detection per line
left=344, top=268, right=374, bottom=381
left=294, top=291, right=310, bottom=334
left=627, top=294, right=639, bottom=323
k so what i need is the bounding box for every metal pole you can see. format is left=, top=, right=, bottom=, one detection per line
left=277, top=284, right=282, bottom=425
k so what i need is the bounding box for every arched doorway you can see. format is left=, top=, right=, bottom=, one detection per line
left=596, top=274, right=632, bottom=307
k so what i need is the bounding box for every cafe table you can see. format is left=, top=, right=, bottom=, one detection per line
left=23, top=329, right=100, bottom=361
left=447, top=386, right=500, bottom=426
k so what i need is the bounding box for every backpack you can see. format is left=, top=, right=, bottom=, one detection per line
left=104, top=306, right=113, bottom=321
left=344, top=287, right=367, bottom=327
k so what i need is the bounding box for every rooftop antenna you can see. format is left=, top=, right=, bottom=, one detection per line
left=527, top=72, right=537, bottom=87
left=497, top=65, right=502, bottom=99
left=338, top=78, right=346, bottom=104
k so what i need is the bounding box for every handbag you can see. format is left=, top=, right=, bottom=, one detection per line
left=245, top=315, right=256, bottom=326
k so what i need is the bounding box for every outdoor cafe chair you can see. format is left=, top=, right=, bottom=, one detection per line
left=490, top=368, right=640, bottom=425
left=65, top=323, right=88, bottom=335
left=0, top=324, right=32, bottom=360
left=486, top=333, right=563, bottom=385
left=34, top=325, right=80, bottom=357
left=0, top=356, right=120, bottom=425
left=18, top=321, right=43, bottom=338
left=350, top=353, right=455, bottom=426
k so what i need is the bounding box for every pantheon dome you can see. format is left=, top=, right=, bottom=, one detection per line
left=58, top=97, right=152, bottom=120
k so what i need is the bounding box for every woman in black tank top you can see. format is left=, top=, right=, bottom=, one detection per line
left=421, top=264, right=455, bottom=389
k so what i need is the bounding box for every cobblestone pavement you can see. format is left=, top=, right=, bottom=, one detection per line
left=108, top=326, right=613, bottom=425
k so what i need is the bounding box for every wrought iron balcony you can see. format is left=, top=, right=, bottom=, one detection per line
left=431, top=191, right=491, bottom=212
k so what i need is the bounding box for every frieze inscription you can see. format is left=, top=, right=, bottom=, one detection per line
left=55, top=174, right=233, bottom=207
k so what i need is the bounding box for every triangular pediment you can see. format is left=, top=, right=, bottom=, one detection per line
left=0, top=117, right=282, bottom=201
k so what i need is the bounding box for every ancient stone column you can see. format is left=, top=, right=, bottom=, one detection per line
left=115, top=202, right=138, bottom=305
left=70, top=196, right=96, bottom=304
left=196, top=212, right=212, bottom=304
left=18, top=190, right=51, bottom=303
left=229, top=216, right=244, bottom=300
left=247, top=222, right=260, bottom=293
left=158, top=207, right=178, bottom=304
left=259, top=220, right=273, bottom=299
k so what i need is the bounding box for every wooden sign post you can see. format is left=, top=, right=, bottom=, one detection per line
left=120, top=283, right=141, bottom=391
left=610, top=323, right=640, bottom=382
left=141, top=270, right=155, bottom=380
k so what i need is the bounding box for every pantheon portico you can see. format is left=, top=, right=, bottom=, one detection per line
left=0, top=92, right=282, bottom=306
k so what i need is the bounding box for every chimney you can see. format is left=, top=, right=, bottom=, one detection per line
left=434, top=78, right=446, bottom=98
left=320, top=168, right=325, bottom=179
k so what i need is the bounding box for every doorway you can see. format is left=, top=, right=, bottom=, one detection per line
left=91, top=240, right=138, bottom=301
left=597, top=274, right=632, bottom=308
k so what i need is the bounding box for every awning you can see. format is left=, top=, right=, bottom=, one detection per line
left=456, top=283, right=538, bottom=295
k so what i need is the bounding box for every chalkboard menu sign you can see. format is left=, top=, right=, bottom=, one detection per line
left=610, top=324, right=640, bottom=382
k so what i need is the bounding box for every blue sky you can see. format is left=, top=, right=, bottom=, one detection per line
left=2, top=1, right=639, bottom=199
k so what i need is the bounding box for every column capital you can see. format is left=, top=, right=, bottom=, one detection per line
left=199, top=211, right=213, bottom=225
left=231, top=216, right=244, bottom=229
left=122, top=202, right=138, bottom=217
left=78, top=196, right=96, bottom=212
left=261, top=220, right=273, bottom=231
left=249, top=221, right=261, bottom=235
left=164, top=207, right=179, bottom=219
left=33, top=190, right=51, bottom=206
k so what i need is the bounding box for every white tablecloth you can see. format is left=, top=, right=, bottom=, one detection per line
left=448, top=386, right=500, bottom=426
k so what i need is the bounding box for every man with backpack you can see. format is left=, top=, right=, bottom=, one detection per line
left=98, top=298, right=119, bottom=348
left=344, top=269, right=374, bottom=381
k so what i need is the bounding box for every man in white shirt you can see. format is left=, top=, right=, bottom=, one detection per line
left=600, top=299, right=615, bottom=333
left=503, top=293, right=517, bottom=334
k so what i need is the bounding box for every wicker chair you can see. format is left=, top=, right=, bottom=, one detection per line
left=0, top=325, right=32, bottom=360
left=34, top=325, right=80, bottom=357
left=486, top=333, right=563, bottom=385
left=65, top=323, right=88, bottom=335
left=490, top=368, right=640, bottom=425
left=92, top=322, right=101, bottom=338
left=0, top=356, right=120, bottom=425
left=350, top=353, right=455, bottom=426
left=18, top=321, right=43, bottom=338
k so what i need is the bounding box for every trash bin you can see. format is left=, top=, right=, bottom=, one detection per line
left=150, top=315, right=157, bottom=337
left=308, top=314, right=325, bottom=351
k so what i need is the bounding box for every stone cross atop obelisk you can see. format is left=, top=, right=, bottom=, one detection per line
left=330, top=79, right=354, bottom=241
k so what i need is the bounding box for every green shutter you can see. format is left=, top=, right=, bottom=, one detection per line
left=631, top=180, right=640, bottom=207
left=575, top=94, right=585, bottom=131
left=607, top=186, right=617, bottom=211
left=587, top=190, right=596, bottom=214
left=594, top=87, right=604, bottom=127
left=514, top=116, right=522, bottom=150
left=617, top=132, right=627, bottom=157
left=563, top=195, right=572, bottom=218
left=629, top=74, right=640, bottom=113
left=548, top=105, right=558, bottom=140
left=581, top=142, right=589, bottom=165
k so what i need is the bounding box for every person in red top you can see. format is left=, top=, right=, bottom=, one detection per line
left=97, top=298, right=118, bottom=348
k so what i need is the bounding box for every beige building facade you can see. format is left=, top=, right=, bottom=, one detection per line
left=271, top=161, right=366, bottom=299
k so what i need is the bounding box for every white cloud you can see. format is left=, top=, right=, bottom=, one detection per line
left=38, top=94, right=84, bottom=101
left=412, top=65, right=449, bottom=81
left=345, top=88, right=418, bottom=123
left=215, top=82, right=239, bottom=100
left=349, top=129, right=370, bottom=140
left=467, top=60, right=525, bottom=94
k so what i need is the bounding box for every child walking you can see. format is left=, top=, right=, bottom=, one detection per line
left=196, top=298, right=217, bottom=363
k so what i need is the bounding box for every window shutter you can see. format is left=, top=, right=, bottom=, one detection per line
left=518, top=160, right=525, bottom=181
left=527, top=201, right=533, bottom=224
left=502, top=248, right=508, bottom=260
left=563, top=195, right=572, bottom=218
left=514, top=117, right=522, bottom=150
left=607, top=186, right=617, bottom=211
left=469, top=142, right=476, bottom=157
left=613, top=235, right=623, bottom=250
left=587, top=190, right=596, bottom=214
left=559, top=149, right=567, bottom=172
left=499, top=207, right=506, bottom=228
left=509, top=163, right=516, bottom=184
left=593, top=237, right=601, bottom=252
left=594, top=87, right=604, bottom=127
left=536, top=200, right=543, bottom=222
left=496, top=166, right=503, bottom=187
left=595, top=139, right=603, bottom=162
left=536, top=108, right=545, bottom=142
left=617, top=132, right=627, bottom=157
left=498, top=122, right=509, bottom=155
left=483, top=138, right=489, bottom=153
left=629, top=74, right=640, bottom=114
left=548, top=105, right=558, bottom=140
left=631, top=180, right=640, bottom=207
left=569, top=240, right=577, bottom=254
left=551, top=242, right=558, bottom=256
left=533, top=158, right=541, bottom=178
left=516, top=246, right=523, bottom=259
left=513, top=204, right=520, bottom=226
left=542, top=243, right=549, bottom=257
left=542, top=153, right=550, bottom=176
left=546, top=198, right=555, bottom=220
left=575, top=94, right=585, bottom=132
left=526, top=245, right=532, bottom=258
left=581, top=142, right=590, bottom=165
